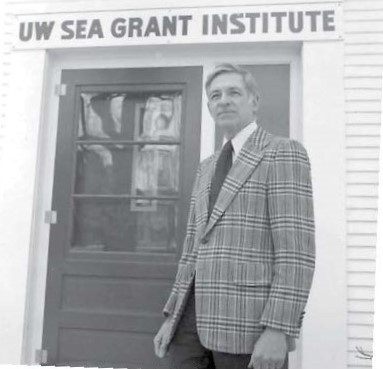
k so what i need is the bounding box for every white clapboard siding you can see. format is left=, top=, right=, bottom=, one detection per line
left=346, top=101, right=381, bottom=113
left=348, top=247, right=376, bottom=260
left=344, top=0, right=383, bottom=11
left=346, top=170, right=379, bottom=185
left=346, top=43, right=383, bottom=56
left=347, top=125, right=381, bottom=136
left=347, top=327, right=374, bottom=367
left=0, top=14, right=14, bottom=158
left=348, top=272, right=376, bottom=287
left=346, top=90, right=382, bottom=102
left=348, top=312, right=375, bottom=325
left=348, top=351, right=374, bottom=368
left=348, top=338, right=373, bottom=353
left=348, top=299, right=374, bottom=314
left=347, top=208, right=378, bottom=221
left=346, top=55, right=383, bottom=67
left=347, top=221, right=378, bottom=234
left=346, top=112, right=382, bottom=124
left=346, top=188, right=378, bottom=200
left=348, top=286, right=375, bottom=300
left=346, top=136, right=381, bottom=147
left=346, top=148, right=380, bottom=160
left=345, top=21, right=383, bottom=34
left=347, top=346, right=372, bottom=369
left=344, top=1, right=381, bottom=367
left=346, top=85, right=382, bottom=97
left=345, top=10, right=383, bottom=22
left=345, top=66, right=383, bottom=79
left=346, top=159, right=380, bottom=172
left=347, top=234, right=377, bottom=247
left=349, top=324, right=375, bottom=340
left=345, top=33, right=383, bottom=45
left=345, top=77, right=383, bottom=90
left=347, top=260, right=376, bottom=273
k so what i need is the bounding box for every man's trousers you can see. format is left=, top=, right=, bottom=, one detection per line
left=167, top=283, right=289, bottom=369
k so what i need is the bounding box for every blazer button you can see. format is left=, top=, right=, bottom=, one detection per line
left=201, top=237, right=209, bottom=244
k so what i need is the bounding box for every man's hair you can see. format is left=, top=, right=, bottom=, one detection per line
left=205, top=63, right=260, bottom=104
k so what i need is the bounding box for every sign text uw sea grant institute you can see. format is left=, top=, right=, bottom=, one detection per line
left=14, top=4, right=342, bottom=49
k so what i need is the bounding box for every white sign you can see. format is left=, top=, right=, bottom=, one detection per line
left=14, top=3, right=342, bottom=50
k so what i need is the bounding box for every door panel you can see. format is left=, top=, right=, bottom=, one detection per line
left=61, top=276, right=170, bottom=313
left=58, top=329, right=162, bottom=368
left=43, top=67, right=202, bottom=368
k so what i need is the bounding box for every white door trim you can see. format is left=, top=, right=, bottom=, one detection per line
left=23, top=42, right=305, bottom=368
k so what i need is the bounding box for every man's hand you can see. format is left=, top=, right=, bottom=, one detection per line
left=154, top=316, right=173, bottom=358
left=248, top=327, right=287, bottom=369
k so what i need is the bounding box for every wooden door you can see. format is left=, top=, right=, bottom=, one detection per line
left=42, top=67, right=202, bottom=368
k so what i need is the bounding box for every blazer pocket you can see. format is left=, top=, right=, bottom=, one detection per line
left=232, top=262, right=274, bottom=286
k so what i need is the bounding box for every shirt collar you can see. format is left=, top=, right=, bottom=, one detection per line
left=230, top=121, right=257, bottom=158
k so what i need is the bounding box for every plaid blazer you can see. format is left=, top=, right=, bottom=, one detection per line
left=163, top=125, right=315, bottom=354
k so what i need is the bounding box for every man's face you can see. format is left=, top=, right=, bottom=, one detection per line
left=207, top=72, right=258, bottom=138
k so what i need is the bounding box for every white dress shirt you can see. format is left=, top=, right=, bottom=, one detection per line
left=226, top=121, right=257, bottom=163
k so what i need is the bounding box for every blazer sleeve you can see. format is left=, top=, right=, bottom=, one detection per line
left=259, top=139, right=316, bottom=338
left=162, top=165, right=201, bottom=317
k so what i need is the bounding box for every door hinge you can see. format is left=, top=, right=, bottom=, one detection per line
left=44, top=210, right=57, bottom=224
left=35, top=348, right=48, bottom=364
left=54, top=83, right=67, bottom=96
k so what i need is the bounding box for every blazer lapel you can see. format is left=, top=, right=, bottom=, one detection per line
left=202, top=125, right=271, bottom=238
left=195, top=152, right=219, bottom=227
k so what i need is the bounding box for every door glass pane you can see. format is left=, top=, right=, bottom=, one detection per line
left=75, top=144, right=179, bottom=195
left=71, top=90, right=182, bottom=254
left=71, top=199, right=178, bottom=253
left=78, top=92, right=182, bottom=141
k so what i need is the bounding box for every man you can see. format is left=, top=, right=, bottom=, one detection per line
left=154, top=63, right=315, bottom=369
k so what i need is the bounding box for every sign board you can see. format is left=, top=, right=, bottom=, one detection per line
left=14, top=3, right=342, bottom=50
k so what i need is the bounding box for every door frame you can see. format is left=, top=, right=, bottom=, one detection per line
left=22, top=42, right=302, bottom=365
left=41, top=66, right=203, bottom=367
